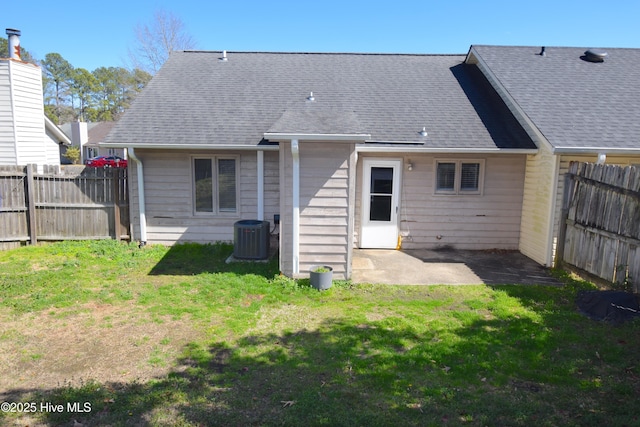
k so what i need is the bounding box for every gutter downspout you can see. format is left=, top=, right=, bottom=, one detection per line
left=291, top=139, right=300, bottom=275
left=257, top=151, right=264, bottom=221
left=545, top=154, right=560, bottom=267
left=127, top=147, right=147, bottom=246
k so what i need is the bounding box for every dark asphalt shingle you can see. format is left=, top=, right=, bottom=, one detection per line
left=105, top=51, right=534, bottom=150
left=471, top=45, right=640, bottom=151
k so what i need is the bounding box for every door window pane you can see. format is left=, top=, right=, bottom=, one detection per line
left=194, top=159, right=213, bottom=212
left=218, top=159, right=237, bottom=212
left=370, top=195, right=392, bottom=221
left=371, top=167, right=393, bottom=194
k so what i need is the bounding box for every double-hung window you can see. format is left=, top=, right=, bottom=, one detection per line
left=193, top=157, right=238, bottom=214
left=435, top=159, right=484, bottom=195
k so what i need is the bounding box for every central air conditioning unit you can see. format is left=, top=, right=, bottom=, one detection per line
left=233, top=220, right=270, bottom=260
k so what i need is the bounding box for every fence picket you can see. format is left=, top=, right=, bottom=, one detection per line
left=0, top=165, right=129, bottom=247
left=562, top=162, right=640, bottom=292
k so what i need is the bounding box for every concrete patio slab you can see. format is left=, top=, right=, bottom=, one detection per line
left=351, top=249, right=562, bottom=286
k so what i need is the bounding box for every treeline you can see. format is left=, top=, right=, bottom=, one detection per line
left=1, top=38, right=152, bottom=125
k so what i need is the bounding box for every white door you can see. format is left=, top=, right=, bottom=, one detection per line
left=360, top=159, right=402, bottom=248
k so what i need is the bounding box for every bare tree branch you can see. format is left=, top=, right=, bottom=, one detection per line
left=129, top=9, right=197, bottom=74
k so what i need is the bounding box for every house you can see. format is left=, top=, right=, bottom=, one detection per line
left=60, top=121, right=123, bottom=164
left=104, top=49, right=540, bottom=279
left=0, top=29, right=70, bottom=166
left=467, top=46, right=640, bottom=267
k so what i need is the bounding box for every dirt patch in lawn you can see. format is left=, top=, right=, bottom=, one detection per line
left=0, top=302, right=206, bottom=397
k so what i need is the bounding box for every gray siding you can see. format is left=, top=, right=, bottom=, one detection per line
left=280, top=142, right=355, bottom=280
left=128, top=149, right=279, bottom=244
left=356, top=153, right=527, bottom=250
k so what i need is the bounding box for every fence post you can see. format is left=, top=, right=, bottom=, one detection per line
left=25, top=164, right=37, bottom=245
left=112, top=167, right=121, bottom=241
left=555, top=163, right=577, bottom=265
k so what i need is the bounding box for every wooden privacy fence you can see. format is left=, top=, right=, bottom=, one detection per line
left=0, top=165, right=129, bottom=249
left=559, top=162, right=640, bottom=292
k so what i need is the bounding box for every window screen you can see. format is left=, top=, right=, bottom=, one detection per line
left=460, top=163, right=480, bottom=191
left=217, top=159, right=237, bottom=212
left=437, top=162, right=456, bottom=191
left=194, top=157, right=237, bottom=213
left=194, top=159, right=213, bottom=212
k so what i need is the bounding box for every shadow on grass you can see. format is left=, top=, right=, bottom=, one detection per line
left=148, top=242, right=279, bottom=278
left=3, top=281, right=639, bottom=426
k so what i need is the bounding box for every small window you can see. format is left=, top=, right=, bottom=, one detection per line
left=460, top=163, right=480, bottom=191
left=193, top=157, right=237, bottom=214
left=436, top=162, right=456, bottom=192
left=194, top=159, right=214, bottom=212
left=217, top=159, right=237, bottom=212
left=435, top=160, right=484, bottom=195
left=86, top=147, right=98, bottom=159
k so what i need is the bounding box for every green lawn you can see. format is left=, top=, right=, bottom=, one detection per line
left=0, top=240, right=638, bottom=426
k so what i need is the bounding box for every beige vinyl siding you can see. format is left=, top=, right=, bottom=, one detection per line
left=128, top=149, right=279, bottom=244
left=518, top=145, right=558, bottom=265
left=279, top=142, right=355, bottom=280
left=355, top=153, right=527, bottom=250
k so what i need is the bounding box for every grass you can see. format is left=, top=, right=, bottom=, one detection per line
left=0, top=241, right=639, bottom=426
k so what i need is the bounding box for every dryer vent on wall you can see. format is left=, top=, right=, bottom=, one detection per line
left=233, top=220, right=270, bottom=260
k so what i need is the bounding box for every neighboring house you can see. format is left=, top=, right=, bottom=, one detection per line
left=0, top=29, right=69, bottom=166
left=60, top=121, right=123, bottom=164
left=467, top=46, right=640, bottom=267
left=104, top=50, right=537, bottom=279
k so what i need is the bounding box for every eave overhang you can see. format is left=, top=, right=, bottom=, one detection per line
left=99, top=143, right=280, bottom=151
left=357, top=145, right=538, bottom=154
left=552, top=146, right=640, bottom=156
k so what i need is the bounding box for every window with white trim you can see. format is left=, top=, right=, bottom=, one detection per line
left=86, top=147, right=98, bottom=159
left=435, top=159, right=484, bottom=195
left=193, top=157, right=238, bottom=214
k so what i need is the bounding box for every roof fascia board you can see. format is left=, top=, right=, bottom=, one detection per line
left=99, top=143, right=280, bottom=151
left=467, top=47, right=554, bottom=153
left=264, top=133, right=371, bottom=142
left=357, top=145, right=538, bottom=154
left=45, top=116, right=71, bottom=145
left=552, top=147, right=640, bottom=155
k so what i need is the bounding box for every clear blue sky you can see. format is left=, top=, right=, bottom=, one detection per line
left=4, top=0, right=640, bottom=71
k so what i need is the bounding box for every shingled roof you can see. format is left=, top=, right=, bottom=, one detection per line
left=105, top=51, right=534, bottom=150
left=469, top=45, right=640, bottom=152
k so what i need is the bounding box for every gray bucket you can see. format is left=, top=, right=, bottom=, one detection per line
left=309, top=265, right=333, bottom=290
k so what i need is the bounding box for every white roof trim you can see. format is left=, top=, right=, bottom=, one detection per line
left=45, top=116, right=71, bottom=145
left=553, top=147, right=640, bottom=155
left=357, top=145, right=538, bottom=154
left=101, top=141, right=538, bottom=154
